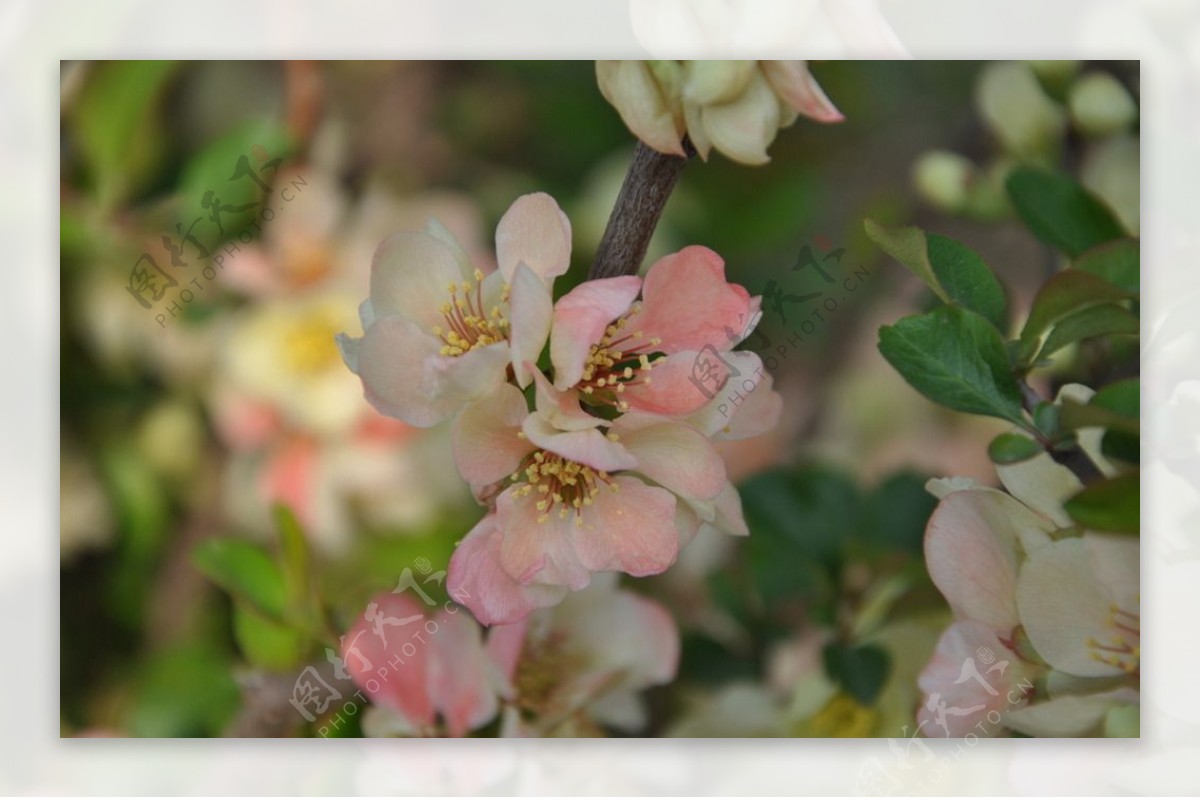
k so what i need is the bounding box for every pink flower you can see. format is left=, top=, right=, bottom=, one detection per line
left=446, top=375, right=746, bottom=625
left=548, top=245, right=762, bottom=418
left=337, top=193, right=570, bottom=427
left=350, top=580, right=679, bottom=737
left=341, top=592, right=508, bottom=738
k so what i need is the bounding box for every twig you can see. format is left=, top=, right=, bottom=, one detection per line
left=588, top=139, right=695, bottom=280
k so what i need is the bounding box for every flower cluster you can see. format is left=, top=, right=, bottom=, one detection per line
left=338, top=192, right=780, bottom=624
left=596, top=60, right=842, bottom=165
left=917, top=401, right=1139, bottom=738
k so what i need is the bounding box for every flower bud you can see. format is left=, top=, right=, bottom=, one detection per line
left=976, top=61, right=1066, bottom=157
left=1069, top=72, right=1137, bottom=137
left=912, top=150, right=975, bottom=212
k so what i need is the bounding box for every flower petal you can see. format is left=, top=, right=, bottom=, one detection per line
left=530, top=368, right=603, bottom=432
left=682, top=60, right=757, bottom=106
left=996, top=447, right=1082, bottom=528
left=352, top=316, right=458, bottom=427
left=508, top=263, right=553, bottom=389
left=614, top=415, right=727, bottom=502
left=917, top=621, right=1030, bottom=738
left=680, top=351, right=776, bottom=438
left=761, top=61, right=844, bottom=123
left=426, top=607, right=501, bottom=737
left=447, top=513, right=570, bottom=625
left=550, top=275, right=642, bottom=390
left=495, top=192, right=572, bottom=284
left=596, top=60, right=686, bottom=156
left=452, top=383, right=534, bottom=490
left=695, top=70, right=780, bottom=165
left=521, top=412, right=637, bottom=473
left=495, top=487, right=593, bottom=590
left=634, top=246, right=754, bottom=354
left=621, top=351, right=718, bottom=416
left=1016, top=535, right=1139, bottom=677
left=569, top=476, right=681, bottom=577
left=925, top=488, right=1053, bottom=629
left=341, top=592, right=434, bottom=729
left=369, top=231, right=464, bottom=329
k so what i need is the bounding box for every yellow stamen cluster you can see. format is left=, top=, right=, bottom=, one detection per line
left=433, top=269, right=510, bottom=356
left=508, top=447, right=618, bottom=527
left=1087, top=605, right=1140, bottom=674
left=577, top=306, right=663, bottom=410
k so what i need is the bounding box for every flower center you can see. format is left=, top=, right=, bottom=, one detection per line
left=1087, top=604, right=1140, bottom=675
left=508, top=447, right=618, bottom=526
left=432, top=269, right=510, bottom=357
left=577, top=305, right=663, bottom=410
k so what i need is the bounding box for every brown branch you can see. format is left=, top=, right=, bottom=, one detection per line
left=588, top=139, right=695, bottom=280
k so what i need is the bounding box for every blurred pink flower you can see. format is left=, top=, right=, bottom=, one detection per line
left=337, top=193, right=570, bottom=427
left=349, top=579, right=678, bottom=737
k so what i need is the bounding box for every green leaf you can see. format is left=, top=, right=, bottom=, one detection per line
left=925, top=233, right=1008, bottom=329
left=274, top=504, right=315, bottom=628
left=176, top=119, right=292, bottom=235
left=1063, top=474, right=1139, bottom=534
left=878, top=306, right=1026, bottom=425
left=233, top=604, right=306, bottom=671
left=71, top=61, right=180, bottom=209
left=1060, top=397, right=1140, bottom=436
left=1017, top=270, right=1134, bottom=365
left=861, top=472, right=937, bottom=556
left=193, top=538, right=287, bottom=620
left=1038, top=303, right=1139, bottom=359
left=124, top=643, right=240, bottom=737
left=823, top=642, right=892, bottom=706
left=1006, top=168, right=1126, bottom=257
left=864, top=221, right=1007, bottom=328
left=989, top=432, right=1044, bottom=464
left=1092, top=378, right=1139, bottom=418
left=1074, top=239, right=1139, bottom=294
left=864, top=220, right=949, bottom=302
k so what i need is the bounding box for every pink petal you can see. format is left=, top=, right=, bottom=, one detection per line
left=447, top=513, right=570, bottom=625
left=620, top=351, right=716, bottom=416
left=925, top=489, right=1046, bottom=629
left=633, top=246, right=754, bottom=354
left=496, top=485, right=593, bottom=590
left=682, top=351, right=781, bottom=439
left=530, top=368, right=603, bottom=432
left=761, top=61, right=844, bottom=123
left=917, top=621, right=1026, bottom=738
left=507, top=263, right=553, bottom=389
left=426, top=607, right=501, bottom=737
left=569, top=476, right=681, bottom=577
left=484, top=620, right=528, bottom=684
left=495, top=192, right=572, bottom=284
left=521, top=412, right=637, bottom=473
left=557, top=586, right=680, bottom=689
left=452, top=383, right=534, bottom=491
left=351, top=316, right=458, bottom=428
left=614, top=415, right=727, bottom=502
left=549, top=275, right=642, bottom=389
left=369, top=231, right=464, bottom=330
left=341, top=592, right=434, bottom=729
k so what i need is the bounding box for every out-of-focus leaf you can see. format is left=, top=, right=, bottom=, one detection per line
left=193, top=538, right=286, bottom=621
left=878, top=306, right=1026, bottom=425
left=233, top=604, right=306, bottom=671
left=124, top=643, right=240, bottom=737
left=1006, top=167, right=1126, bottom=257
left=175, top=119, right=291, bottom=237
left=274, top=504, right=316, bottom=629
left=861, top=471, right=937, bottom=555
left=1063, top=474, right=1139, bottom=534
left=71, top=60, right=180, bottom=209
left=1091, top=379, right=1140, bottom=464
left=1017, top=270, right=1134, bottom=366
left=823, top=642, right=892, bottom=706
left=1060, top=398, right=1140, bottom=436
left=1074, top=239, right=1139, bottom=294
left=989, top=432, right=1044, bottom=465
